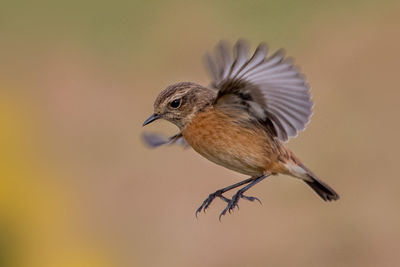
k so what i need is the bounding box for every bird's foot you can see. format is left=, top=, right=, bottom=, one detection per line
left=219, top=190, right=261, bottom=221
left=195, top=190, right=230, bottom=217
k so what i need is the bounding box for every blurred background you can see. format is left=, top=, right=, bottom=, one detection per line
left=1, top=0, right=400, bottom=266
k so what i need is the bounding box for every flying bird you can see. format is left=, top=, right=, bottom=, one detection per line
left=142, top=40, right=339, bottom=219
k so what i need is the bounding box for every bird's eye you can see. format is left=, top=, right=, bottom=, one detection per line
left=169, top=98, right=181, bottom=109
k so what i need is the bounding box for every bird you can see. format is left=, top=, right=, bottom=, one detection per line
left=142, top=39, right=339, bottom=220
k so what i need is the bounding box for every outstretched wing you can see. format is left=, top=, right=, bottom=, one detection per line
left=142, top=132, right=190, bottom=148
left=204, top=39, right=313, bottom=142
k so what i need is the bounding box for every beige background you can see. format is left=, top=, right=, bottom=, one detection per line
left=1, top=1, right=399, bottom=266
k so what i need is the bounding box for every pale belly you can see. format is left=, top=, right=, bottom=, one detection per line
left=182, top=109, right=272, bottom=177
left=189, top=140, right=266, bottom=176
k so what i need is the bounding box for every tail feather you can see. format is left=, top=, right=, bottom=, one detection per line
left=304, top=175, right=339, bottom=201
left=286, top=160, right=340, bottom=201
left=283, top=151, right=340, bottom=201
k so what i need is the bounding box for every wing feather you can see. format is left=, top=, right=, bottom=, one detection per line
left=142, top=132, right=190, bottom=148
left=229, top=39, right=250, bottom=78
left=237, top=44, right=268, bottom=79
left=205, top=40, right=313, bottom=141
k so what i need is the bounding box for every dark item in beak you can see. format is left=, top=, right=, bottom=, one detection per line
left=143, top=113, right=160, bottom=126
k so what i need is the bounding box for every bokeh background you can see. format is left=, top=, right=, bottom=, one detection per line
left=1, top=0, right=400, bottom=266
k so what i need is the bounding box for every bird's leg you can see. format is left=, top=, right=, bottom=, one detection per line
left=219, top=174, right=270, bottom=220
left=195, top=177, right=255, bottom=217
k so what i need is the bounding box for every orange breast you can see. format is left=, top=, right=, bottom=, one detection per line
left=182, top=107, right=275, bottom=176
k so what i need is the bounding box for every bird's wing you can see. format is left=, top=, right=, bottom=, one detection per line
left=142, top=132, right=190, bottom=148
left=204, top=39, right=313, bottom=142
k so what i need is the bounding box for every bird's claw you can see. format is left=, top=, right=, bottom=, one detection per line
left=195, top=190, right=229, bottom=218
left=241, top=195, right=262, bottom=205
left=218, top=191, right=261, bottom=221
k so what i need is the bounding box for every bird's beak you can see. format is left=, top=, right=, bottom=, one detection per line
left=142, top=113, right=160, bottom=126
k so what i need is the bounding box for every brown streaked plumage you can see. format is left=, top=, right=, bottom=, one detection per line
left=142, top=40, right=339, bottom=219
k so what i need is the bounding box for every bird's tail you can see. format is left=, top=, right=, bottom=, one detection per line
left=303, top=172, right=340, bottom=201
left=283, top=155, right=340, bottom=201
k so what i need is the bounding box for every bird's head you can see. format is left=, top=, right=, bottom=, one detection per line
left=143, top=82, right=216, bottom=129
